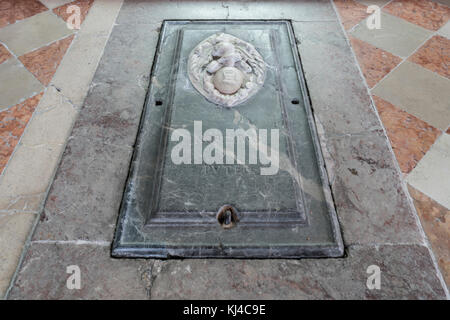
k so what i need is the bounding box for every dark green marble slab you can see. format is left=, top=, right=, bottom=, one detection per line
left=112, top=20, right=343, bottom=258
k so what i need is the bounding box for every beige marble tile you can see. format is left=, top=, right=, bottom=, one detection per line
left=51, top=0, right=124, bottom=107
left=438, top=20, right=450, bottom=38
left=0, top=88, right=76, bottom=214
left=20, top=87, right=77, bottom=147
left=355, top=0, right=391, bottom=7
left=408, top=134, right=450, bottom=209
left=38, top=0, right=74, bottom=10
left=0, top=58, right=44, bottom=110
left=0, top=93, right=44, bottom=175
left=372, top=61, right=450, bottom=130
left=0, top=143, right=63, bottom=203
left=351, top=12, right=433, bottom=57
left=0, top=212, right=36, bottom=296
left=0, top=11, right=73, bottom=56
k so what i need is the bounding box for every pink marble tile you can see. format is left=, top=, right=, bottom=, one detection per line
left=373, top=95, right=441, bottom=174
left=350, top=36, right=402, bottom=88
left=384, top=0, right=450, bottom=31
left=53, top=0, right=94, bottom=29
left=409, top=35, right=450, bottom=79
left=334, top=0, right=370, bottom=30
left=0, top=92, right=43, bottom=174
left=0, top=0, right=48, bottom=28
left=0, top=42, right=12, bottom=64
left=408, top=185, right=450, bottom=287
left=19, top=34, right=74, bottom=85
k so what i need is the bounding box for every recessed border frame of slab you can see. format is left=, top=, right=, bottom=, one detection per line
left=111, top=20, right=344, bottom=259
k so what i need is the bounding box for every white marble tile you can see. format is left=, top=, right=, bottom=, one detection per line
left=408, top=134, right=450, bottom=209
left=0, top=11, right=73, bottom=56
left=39, top=0, right=74, bottom=9
left=438, top=20, right=450, bottom=39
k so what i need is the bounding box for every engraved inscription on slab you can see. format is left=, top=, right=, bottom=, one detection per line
left=188, top=33, right=266, bottom=107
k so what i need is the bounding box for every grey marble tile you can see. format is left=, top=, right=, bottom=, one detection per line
left=71, top=81, right=147, bottom=147
left=293, top=21, right=384, bottom=136
left=32, top=135, right=133, bottom=242
left=92, top=23, right=160, bottom=85
left=116, top=0, right=228, bottom=24
left=8, top=243, right=150, bottom=299
left=149, top=245, right=446, bottom=299
left=69, top=24, right=161, bottom=147
left=324, top=132, right=423, bottom=245
left=227, top=0, right=336, bottom=21
left=8, top=243, right=446, bottom=299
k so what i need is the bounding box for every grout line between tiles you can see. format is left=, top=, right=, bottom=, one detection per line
left=370, top=24, right=441, bottom=91
left=347, top=0, right=395, bottom=34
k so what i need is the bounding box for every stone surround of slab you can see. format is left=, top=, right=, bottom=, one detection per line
left=6, top=0, right=449, bottom=299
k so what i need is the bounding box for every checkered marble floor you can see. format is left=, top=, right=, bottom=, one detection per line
left=334, top=0, right=450, bottom=286
left=0, top=0, right=93, bottom=173
left=0, top=0, right=448, bottom=296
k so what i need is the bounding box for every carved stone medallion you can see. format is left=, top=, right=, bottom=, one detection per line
left=188, top=33, right=266, bottom=107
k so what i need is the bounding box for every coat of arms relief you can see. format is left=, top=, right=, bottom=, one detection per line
left=188, top=33, right=266, bottom=107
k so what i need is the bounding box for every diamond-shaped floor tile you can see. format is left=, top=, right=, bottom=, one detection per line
left=334, top=0, right=369, bottom=30
left=19, top=34, right=74, bottom=85
left=53, top=0, right=94, bottom=28
left=350, top=36, right=402, bottom=88
left=373, top=95, right=441, bottom=174
left=408, top=184, right=450, bottom=287
left=0, top=59, right=44, bottom=110
left=384, top=0, right=450, bottom=31
left=408, top=133, right=450, bottom=210
left=372, top=61, right=450, bottom=131
left=0, top=11, right=73, bottom=56
left=356, top=0, right=391, bottom=6
left=409, top=35, right=450, bottom=79
left=39, top=0, right=75, bottom=10
left=351, top=12, right=433, bottom=57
